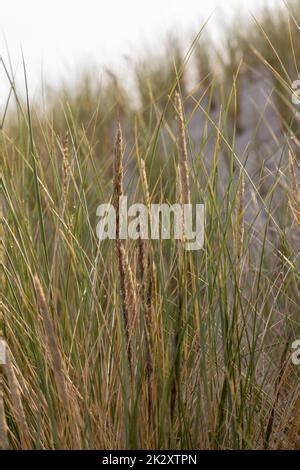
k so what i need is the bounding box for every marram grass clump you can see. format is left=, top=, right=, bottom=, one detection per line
left=1, top=3, right=299, bottom=449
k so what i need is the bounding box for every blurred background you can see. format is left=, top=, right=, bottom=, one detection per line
left=1, top=0, right=283, bottom=106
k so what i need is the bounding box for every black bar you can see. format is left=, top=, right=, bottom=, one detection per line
left=0, top=450, right=299, bottom=466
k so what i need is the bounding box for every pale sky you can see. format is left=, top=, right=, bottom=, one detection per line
left=1, top=0, right=282, bottom=107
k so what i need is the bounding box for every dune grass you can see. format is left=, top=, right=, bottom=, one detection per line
left=0, top=2, right=299, bottom=449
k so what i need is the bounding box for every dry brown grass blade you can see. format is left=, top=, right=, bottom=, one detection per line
left=137, top=158, right=154, bottom=423
left=0, top=378, right=9, bottom=449
left=140, top=158, right=151, bottom=210
left=288, top=151, right=300, bottom=227
left=4, top=345, right=30, bottom=447
left=138, top=158, right=151, bottom=304
left=288, top=392, right=300, bottom=449
left=33, top=274, right=83, bottom=446
left=33, top=274, right=69, bottom=407
left=264, top=335, right=292, bottom=449
left=113, top=123, right=136, bottom=376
